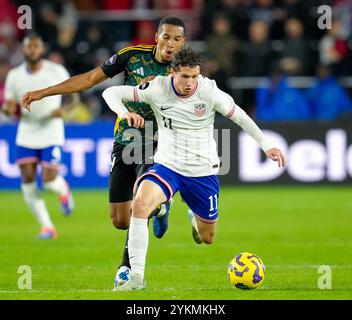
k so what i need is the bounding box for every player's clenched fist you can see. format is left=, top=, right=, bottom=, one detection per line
left=121, top=112, right=145, bottom=128
left=21, top=90, right=44, bottom=111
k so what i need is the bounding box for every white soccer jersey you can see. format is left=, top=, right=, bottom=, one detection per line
left=103, top=75, right=274, bottom=177
left=4, top=59, right=70, bottom=148
left=133, top=75, right=236, bottom=176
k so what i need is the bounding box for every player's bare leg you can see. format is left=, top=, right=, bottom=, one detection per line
left=109, top=202, right=131, bottom=230
left=195, top=216, right=217, bottom=244
left=113, top=179, right=167, bottom=291
left=19, top=163, right=57, bottom=239
left=20, top=162, right=37, bottom=184
left=188, top=209, right=217, bottom=244
left=42, top=166, right=74, bottom=216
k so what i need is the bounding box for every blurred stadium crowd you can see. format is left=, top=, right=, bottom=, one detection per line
left=0, top=0, right=351, bottom=123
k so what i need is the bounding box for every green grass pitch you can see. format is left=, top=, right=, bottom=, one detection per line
left=0, top=186, right=351, bottom=300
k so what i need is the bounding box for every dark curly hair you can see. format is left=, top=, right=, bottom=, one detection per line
left=171, top=47, right=202, bottom=71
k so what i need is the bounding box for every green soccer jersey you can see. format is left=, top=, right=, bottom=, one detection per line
left=101, top=44, right=170, bottom=146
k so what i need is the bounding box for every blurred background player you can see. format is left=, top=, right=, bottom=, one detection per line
left=2, top=34, right=77, bottom=239
left=21, top=17, right=186, bottom=285
left=102, top=47, right=285, bottom=291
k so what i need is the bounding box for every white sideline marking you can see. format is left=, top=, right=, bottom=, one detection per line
left=0, top=289, right=111, bottom=293
left=0, top=288, right=198, bottom=294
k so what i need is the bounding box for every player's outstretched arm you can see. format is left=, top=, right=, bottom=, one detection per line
left=102, top=86, right=145, bottom=128
left=212, top=84, right=286, bottom=168
left=22, top=67, right=108, bottom=111
left=230, top=106, right=286, bottom=168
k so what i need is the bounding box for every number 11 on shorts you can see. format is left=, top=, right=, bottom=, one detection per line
left=209, top=194, right=218, bottom=211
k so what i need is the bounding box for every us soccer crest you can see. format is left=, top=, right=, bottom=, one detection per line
left=194, top=103, right=206, bottom=116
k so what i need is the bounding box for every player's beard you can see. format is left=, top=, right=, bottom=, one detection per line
left=24, top=54, right=43, bottom=67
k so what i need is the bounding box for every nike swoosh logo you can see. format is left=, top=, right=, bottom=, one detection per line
left=209, top=212, right=217, bottom=217
left=160, top=106, right=173, bottom=111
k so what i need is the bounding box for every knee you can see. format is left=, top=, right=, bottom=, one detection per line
left=112, top=217, right=129, bottom=230
left=110, top=208, right=130, bottom=230
left=201, top=231, right=216, bottom=245
left=132, top=196, right=149, bottom=219
left=22, top=176, right=35, bottom=184
left=42, top=176, right=52, bottom=184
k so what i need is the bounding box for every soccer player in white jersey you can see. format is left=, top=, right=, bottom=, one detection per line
left=103, top=48, right=285, bottom=291
left=2, top=34, right=77, bottom=239
left=102, top=47, right=286, bottom=290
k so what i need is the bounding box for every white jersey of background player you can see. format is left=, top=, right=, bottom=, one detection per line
left=3, top=34, right=77, bottom=239
left=102, top=47, right=286, bottom=291
left=7, top=60, right=67, bottom=149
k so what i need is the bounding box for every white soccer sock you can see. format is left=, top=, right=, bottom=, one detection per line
left=127, top=217, right=149, bottom=279
left=21, top=182, right=54, bottom=229
left=43, top=175, right=68, bottom=197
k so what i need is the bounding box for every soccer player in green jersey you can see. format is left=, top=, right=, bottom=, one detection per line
left=22, top=17, right=186, bottom=288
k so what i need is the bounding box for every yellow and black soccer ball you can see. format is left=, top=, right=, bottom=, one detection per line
left=227, top=252, right=265, bottom=289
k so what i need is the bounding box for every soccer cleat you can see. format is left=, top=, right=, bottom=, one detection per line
left=188, top=209, right=203, bottom=244
left=38, top=227, right=58, bottom=240
left=114, top=266, right=131, bottom=288
left=59, top=183, right=74, bottom=216
left=112, top=273, right=146, bottom=291
left=152, top=198, right=173, bottom=239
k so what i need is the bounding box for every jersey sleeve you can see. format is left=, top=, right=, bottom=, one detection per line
left=210, top=79, right=275, bottom=152
left=212, top=81, right=236, bottom=118
left=102, top=78, right=161, bottom=117
left=101, top=50, right=133, bottom=78
left=133, top=78, right=161, bottom=105
left=4, top=70, right=16, bottom=101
